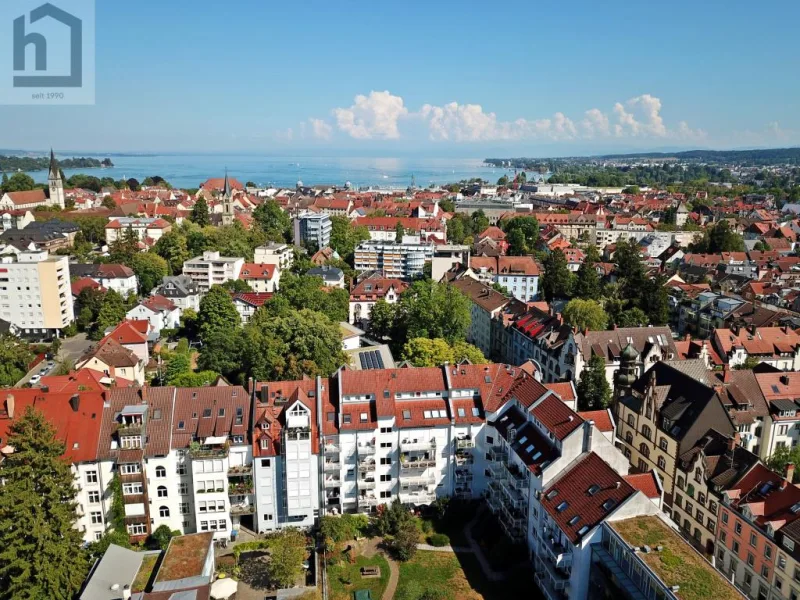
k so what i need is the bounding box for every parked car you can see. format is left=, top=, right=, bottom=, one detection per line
left=29, top=374, right=41, bottom=385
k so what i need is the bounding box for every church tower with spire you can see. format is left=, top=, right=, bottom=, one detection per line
left=614, top=342, right=640, bottom=401
left=221, top=170, right=234, bottom=226
left=48, top=149, right=65, bottom=209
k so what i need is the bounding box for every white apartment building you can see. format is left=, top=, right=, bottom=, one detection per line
left=182, top=251, right=245, bottom=294
left=105, top=217, right=171, bottom=244
left=254, top=242, right=294, bottom=271
left=0, top=248, right=74, bottom=336
left=354, top=239, right=434, bottom=279
left=293, top=212, right=332, bottom=249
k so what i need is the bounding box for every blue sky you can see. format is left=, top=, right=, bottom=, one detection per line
left=3, top=0, right=800, bottom=156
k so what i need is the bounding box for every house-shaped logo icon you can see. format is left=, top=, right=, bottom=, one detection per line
left=13, top=2, right=82, bottom=87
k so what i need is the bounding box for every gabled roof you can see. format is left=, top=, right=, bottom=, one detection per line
left=238, top=263, right=277, bottom=280
left=79, top=337, right=140, bottom=369
left=542, top=452, right=636, bottom=544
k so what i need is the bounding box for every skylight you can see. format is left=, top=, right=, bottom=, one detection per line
left=568, top=515, right=581, bottom=526
left=587, top=484, right=601, bottom=496
left=525, top=444, right=535, bottom=453
left=458, top=408, right=466, bottom=417
left=577, top=525, right=590, bottom=536
left=517, top=436, right=528, bottom=446
left=556, top=501, right=569, bottom=512
left=602, top=499, right=617, bottom=511
left=546, top=490, right=558, bottom=500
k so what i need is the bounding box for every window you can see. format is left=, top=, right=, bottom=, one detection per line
left=779, top=554, right=787, bottom=570
left=765, top=546, right=773, bottom=559
left=735, top=521, right=742, bottom=535
left=380, top=427, right=392, bottom=434
left=261, top=459, right=271, bottom=468
left=747, top=552, right=755, bottom=567
left=627, top=414, right=635, bottom=427
left=695, top=467, right=702, bottom=483
left=85, top=471, right=98, bottom=484
left=380, top=442, right=392, bottom=448
left=159, top=506, right=170, bottom=518
left=732, top=540, right=740, bottom=553
left=155, top=466, right=166, bottom=478
left=120, top=463, right=141, bottom=475
left=263, top=514, right=273, bottom=521
left=675, top=494, right=682, bottom=508
left=659, top=437, right=668, bottom=451
left=127, top=523, right=147, bottom=535
left=380, top=458, right=391, bottom=465
left=642, top=425, right=652, bottom=440
left=677, top=476, right=685, bottom=489
left=177, top=464, right=187, bottom=476
left=722, top=511, right=729, bottom=524
left=123, top=483, right=143, bottom=495
left=380, top=474, right=392, bottom=482
left=88, top=491, right=101, bottom=504
left=720, top=531, right=727, bottom=543
left=486, top=436, right=494, bottom=445
left=179, top=503, right=189, bottom=515
left=380, top=491, right=391, bottom=498
left=90, top=511, right=103, bottom=524
left=639, top=443, right=650, bottom=458
left=710, top=501, right=717, bottom=514
left=708, top=519, right=715, bottom=534
left=698, top=492, right=706, bottom=505
left=657, top=456, right=666, bottom=470
left=750, top=532, right=758, bottom=547
left=762, top=565, right=770, bottom=578
left=157, top=486, right=168, bottom=498
left=786, top=538, right=796, bottom=551
left=178, top=483, right=188, bottom=495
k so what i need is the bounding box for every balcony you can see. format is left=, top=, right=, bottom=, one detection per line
left=399, top=491, right=436, bottom=505
left=188, top=443, right=229, bottom=459
left=358, top=495, right=380, bottom=507
left=326, top=491, right=340, bottom=503
left=400, top=457, right=436, bottom=470
left=488, top=447, right=508, bottom=463
left=228, top=481, right=254, bottom=496
left=456, top=437, right=474, bottom=450
left=455, top=471, right=473, bottom=483
left=535, top=572, right=569, bottom=600
left=227, top=465, right=251, bottom=477
left=358, top=460, right=377, bottom=473
left=323, top=460, right=341, bottom=472
left=541, top=535, right=573, bottom=569
left=537, top=555, right=570, bottom=589
left=359, top=478, right=376, bottom=489
left=400, top=473, right=435, bottom=485
left=400, top=439, right=437, bottom=452
left=324, top=442, right=340, bottom=454
left=454, top=486, right=472, bottom=499
left=230, top=503, right=255, bottom=515
left=488, top=461, right=507, bottom=480
left=324, top=474, right=341, bottom=487
left=455, top=454, right=474, bottom=466
left=357, top=443, right=376, bottom=456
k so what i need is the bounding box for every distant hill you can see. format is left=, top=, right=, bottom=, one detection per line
left=0, top=155, right=113, bottom=172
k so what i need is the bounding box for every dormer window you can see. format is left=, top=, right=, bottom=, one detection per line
left=260, top=422, right=269, bottom=431
left=260, top=438, right=270, bottom=450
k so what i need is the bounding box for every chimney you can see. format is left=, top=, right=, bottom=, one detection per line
left=781, top=374, right=790, bottom=386
left=787, top=463, right=796, bottom=483
left=728, top=435, right=738, bottom=451
left=5, top=394, right=14, bottom=419
left=69, top=394, right=80, bottom=413
left=722, top=364, right=731, bottom=383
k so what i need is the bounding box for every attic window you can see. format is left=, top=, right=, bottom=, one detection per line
left=327, top=412, right=335, bottom=422
left=384, top=390, right=390, bottom=398
left=472, top=408, right=480, bottom=417
left=232, top=390, right=237, bottom=396
left=485, top=376, right=492, bottom=383
left=152, top=409, right=162, bottom=420
left=546, top=490, right=558, bottom=500
left=360, top=413, right=368, bottom=423
left=556, top=501, right=569, bottom=512
left=525, top=444, right=535, bottom=453
left=587, top=484, right=601, bottom=496
left=192, top=392, right=197, bottom=399
left=458, top=408, right=466, bottom=417
left=343, top=415, right=352, bottom=424
left=568, top=515, right=580, bottom=526
left=192, top=412, right=198, bottom=419
left=218, top=408, right=225, bottom=417
left=260, top=422, right=269, bottom=430
left=202, top=409, right=211, bottom=418
left=177, top=420, right=185, bottom=430
left=517, top=436, right=528, bottom=446
left=424, top=410, right=432, bottom=419
left=577, top=525, right=590, bottom=536
left=602, top=499, right=617, bottom=511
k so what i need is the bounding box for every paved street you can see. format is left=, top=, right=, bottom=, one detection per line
left=15, top=333, right=94, bottom=388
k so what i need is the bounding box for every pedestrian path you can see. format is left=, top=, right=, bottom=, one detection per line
left=361, top=538, right=400, bottom=600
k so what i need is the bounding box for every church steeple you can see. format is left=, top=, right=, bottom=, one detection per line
left=614, top=342, right=640, bottom=400
left=221, top=169, right=234, bottom=226
left=47, top=148, right=65, bottom=209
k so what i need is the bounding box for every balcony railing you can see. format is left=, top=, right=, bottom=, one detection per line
left=357, top=444, right=376, bottom=456
left=400, top=473, right=436, bottom=485
left=399, top=491, right=436, bottom=505
left=400, top=439, right=437, bottom=452
left=324, top=442, right=340, bottom=454
left=537, top=555, right=570, bottom=589
left=227, top=465, right=251, bottom=477
left=535, top=572, right=569, bottom=600
left=323, top=461, right=341, bottom=472
left=359, top=478, right=376, bottom=489
left=230, top=503, right=255, bottom=515
left=188, top=445, right=229, bottom=459
left=456, top=437, right=474, bottom=450
left=541, top=535, right=573, bottom=569
left=358, top=461, right=376, bottom=473
left=358, top=496, right=380, bottom=506
left=324, top=475, right=341, bottom=487
left=456, top=454, right=474, bottom=466
left=400, top=457, right=436, bottom=470
left=488, top=447, right=508, bottom=463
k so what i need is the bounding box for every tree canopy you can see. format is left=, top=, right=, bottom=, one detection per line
left=563, top=298, right=608, bottom=331
left=0, top=335, right=34, bottom=386
left=401, top=338, right=487, bottom=367
left=577, top=354, right=612, bottom=411
left=541, top=249, right=574, bottom=301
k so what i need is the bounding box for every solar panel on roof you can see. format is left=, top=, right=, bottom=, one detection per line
left=360, top=354, right=368, bottom=369
left=376, top=352, right=385, bottom=369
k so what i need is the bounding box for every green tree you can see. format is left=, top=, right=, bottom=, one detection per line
left=131, top=252, right=169, bottom=295
left=471, top=210, right=489, bottom=234
left=367, top=299, right=399, bottom=341
left=93, top=289, right=126, bottom=339
left=541, top=249, right=574, bottom=301
left=165, top=352, right=191, bottom=383
left=401, top=338, right=487, bottom=367
left=692, top=220, right=746, bottom=253
left=734, top=356, right=762, bottom=370
left=221, top=279, right=252, bottom=293
left=392, top=519, right=419, bottom=562
left=273, top=273, right=348, bottom=322
left=268, top=529, right=307, bottom=589
left=640, top=275, right=670, bottom=325
left=446, top=215, right=466, bottom=244
left=168, top=370, right=219, bottom=387
left=502, top=216, right=539, bottom=255
left=614, top=238, right=647, bottom=301
left=394, top=221, right=406, bottom=241
left=375, top=498, right=414, bottom=536
left=191, top=196, right=211, bottom=226
left=153, top=230, right=190, bottom=274
left=148, top=525, right=180, bottom=550
left=576, top=354, right=612, bottom=410
left=197, top=329, right=245, bottom=382
left=197, top=286, right=241, bottom=339
left=574, top=256, right=601, bottom=300
left=109, top=226, right=140, bottom=265
left=2, top=172, right=36, bottom=193
left=329, top=215, right=370, bottom=262
left=101, top=195, right=117, bottom=210
left=400, top=280, right=471, bottom=344
left=0, top=335, right=34, bottom=386
left=767, top=446, right=800, bottom=482
left=242, top=308, right=347, bottom=381
left=0, top=406, right=89, bottom=598
left=253, top=199, right=291, bottom=241
left=563, top=298, right=608, bottom=331
left=615, top=307, right=650, bottom=327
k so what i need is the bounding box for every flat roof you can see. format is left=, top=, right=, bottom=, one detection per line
left=154, top=532, right=213, bottom=584
left=610, top=516, right=742, bottom=600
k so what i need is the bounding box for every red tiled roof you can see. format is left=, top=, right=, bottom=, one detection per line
left=107, top=320, right=148, bottom=345
left=232, top=292, right=273, bottom=307
left=239, top=263, right=277, bottom=280
left=5, top=189, right=46, bottom=205
left=0, top=389, right=104, bottom=463
left=142, top=295, right=176, bottom=312
left=576, top=409, right=614, bottom=432
left=624, top=472, right=661, bottom=499
left=545, top=382, right=577, bottom=405
left=71, top=277, right=103, bottom=296
left=542, top=452, right=635, bottom=543
left=530, top=393, right=584, bottom=440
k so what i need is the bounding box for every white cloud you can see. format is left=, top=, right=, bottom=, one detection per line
left=308, top=118, right=332, bottom=141
left=333, top=90, right=408, bottom=139
left=313, top=91, right=703, bottom=144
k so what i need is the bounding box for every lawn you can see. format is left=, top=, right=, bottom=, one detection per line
left=395, top=551, right=537, bottom=600
left=328, top=553, right=390, bottom=600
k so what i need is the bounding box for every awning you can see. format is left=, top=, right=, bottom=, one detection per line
left=204, top=436, right=227, bottom=445
left=210, top=577, right=238, bottom=599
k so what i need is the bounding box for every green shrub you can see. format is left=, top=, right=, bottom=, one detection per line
left=427, top=533, right=450, bottom=547
left=421, top=520, right=433, bottom=534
